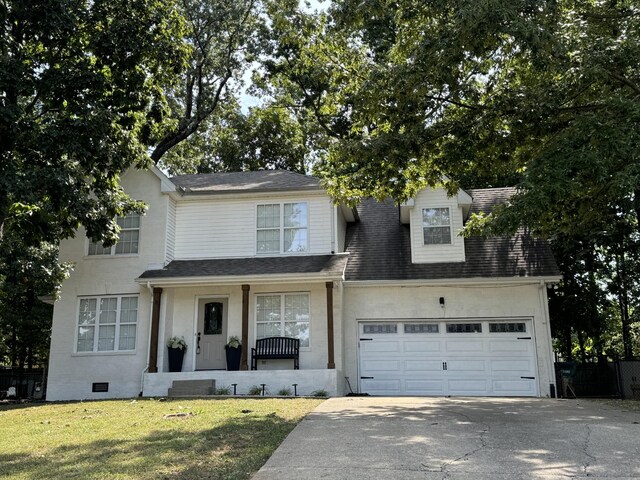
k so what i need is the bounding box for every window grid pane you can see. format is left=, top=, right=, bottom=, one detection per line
left=77, top=326, right=95, bottom=352
left=257, top=229, right=280, bottom=253
left=88, top=241, right=111, bottom=256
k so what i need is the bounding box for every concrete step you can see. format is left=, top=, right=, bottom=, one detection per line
left=168, top=379, right=215, bottom=397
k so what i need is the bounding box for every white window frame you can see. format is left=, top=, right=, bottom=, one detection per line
left=422, top=207, right=452, bottom=245
left=255, top=292, right=311, bottom=348
left=87, top=213, right=141, bottom=256
left=256, top=202, right=309, bottom=254
left=75, top=295, right=139, bottom=353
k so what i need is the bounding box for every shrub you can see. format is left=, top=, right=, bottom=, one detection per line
left=277, top=387, right=292, bottom=396
left=310, top=389, right=328, bottom=397
left=247, top=385, right=263, bottom=396
left=215, top=386, right=231, bottom=395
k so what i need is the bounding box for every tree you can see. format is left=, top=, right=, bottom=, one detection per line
left=0, top=234, right=69, bottom=368
left=151, top=0, right=265, bottom=166
left=262, top=0, right=640, bottom=222
left=161, top=103, right=314, bottom=175
left=0, top=0, right=188, bottom=365
left=0, top=0, right=187, bottom=247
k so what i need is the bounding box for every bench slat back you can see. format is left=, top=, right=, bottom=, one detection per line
left=255, top=336, right=299, bottom=355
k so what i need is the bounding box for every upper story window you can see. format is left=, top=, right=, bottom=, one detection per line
left=256, top=202, right=308, bottom=254
left=88, top=213, right=141, bottom=256
left=422, top=208, right=451, bottom=245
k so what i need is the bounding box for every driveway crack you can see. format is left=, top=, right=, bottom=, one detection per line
left=434, top=409, right=490, bottom=480
left=582, top=424, right=597, bottom=476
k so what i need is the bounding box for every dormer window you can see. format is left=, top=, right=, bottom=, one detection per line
left=422, top=208, right=451, bottom=245
left=256, top=202, right=308, bottom=254
left=88, top=213, right=141, bottom=256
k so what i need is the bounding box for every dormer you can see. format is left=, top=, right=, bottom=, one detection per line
left=400, top=187, right=472, bottom=264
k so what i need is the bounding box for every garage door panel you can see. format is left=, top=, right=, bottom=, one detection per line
left=404, top=360, right=442, bottom=371
left=361, top=341, right=401, bottom=353
left=490, top=359, right=533, bottom=373
left=361, top=359, right=401, bottom=372
left=447, top=359, right=487, bottom=372
left=403, top=340, right=442, bottom=353
left=362, top=379, right=401, bottom=395
left=405, top=380, right=445, bottom=395
left=493, top=380, right=536, bottom=395
left=445, top=340, right=485, bottom=353
left=489, top=340, right=532, bottom=353
left=447, top=379, right=489, bottom=394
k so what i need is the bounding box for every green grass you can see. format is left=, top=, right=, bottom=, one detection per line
left=0, top=397, right=323, bottom=480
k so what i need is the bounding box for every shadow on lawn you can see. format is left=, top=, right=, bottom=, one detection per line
left=0, top=414, right=295, bottom=479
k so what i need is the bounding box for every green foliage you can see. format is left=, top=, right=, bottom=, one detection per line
left=0, top=0, right=188, bottom=365
left=309, top=389, right=328, bottom=397
left=277, top=387, right=292, bottom=396
left=151, top=0, right=267, bottom=165
left=215, top=386, right=232, bottom=395
left=247, top=385, right=264, bottom=396
left=261, top=0, right=640, bottom=360
left=166, top=336, right=187, bottom=350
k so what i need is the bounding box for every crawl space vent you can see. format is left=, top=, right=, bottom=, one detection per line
left=92, top=382, right=109, bottom=393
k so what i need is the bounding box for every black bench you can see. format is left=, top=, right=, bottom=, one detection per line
left=251, top=337, right=300, bottom=370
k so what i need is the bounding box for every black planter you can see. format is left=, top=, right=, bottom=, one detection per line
left=168, top=347, right=185, bottom=372
left=225, top=345, right=242, bottom=371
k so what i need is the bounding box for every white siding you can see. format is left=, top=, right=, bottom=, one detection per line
left=342, top=283, right=555, bottom=397
left=47, top=169, right=168, bottom=401
left=165, top=197, right=176, bottom=263
left=410, top=188, right=465, bottom=263
left=174, top=193, right=333, bottom=259
left=336, top=206, right=347, bottom=252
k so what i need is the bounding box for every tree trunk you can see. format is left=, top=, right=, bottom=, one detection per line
left=616, top=253, right=634, bottom=360
left=577, top=330, right=587, bottom=363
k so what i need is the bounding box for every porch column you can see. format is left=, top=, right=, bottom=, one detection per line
left=326, top=281, right=335, bottom=369
left=148, top=287, right=163, bottom=373
left=241, top=284, right=250, bottom=370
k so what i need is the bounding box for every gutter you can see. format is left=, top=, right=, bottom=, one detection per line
left=343, top=276, right=562, bottom=288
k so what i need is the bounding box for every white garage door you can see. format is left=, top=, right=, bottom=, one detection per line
left=359, top=319, right=538, bottom=396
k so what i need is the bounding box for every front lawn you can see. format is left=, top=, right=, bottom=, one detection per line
left=0, top=397, right=323, bottom=479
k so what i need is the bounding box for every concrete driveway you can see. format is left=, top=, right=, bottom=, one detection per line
left=253, top=397, right=640, bottom=479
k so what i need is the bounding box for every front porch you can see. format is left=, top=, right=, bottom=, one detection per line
left=143, top=369, right=340, bottom=397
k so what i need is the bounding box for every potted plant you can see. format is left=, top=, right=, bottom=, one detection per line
left=225, top=336, right=242, bottom=371
left=167, top=336, right=187, bottom=372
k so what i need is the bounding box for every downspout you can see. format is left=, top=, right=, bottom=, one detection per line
left=140, top=281, right=153, bottom=396
left=539, top=280, right=556, bottom=397
left=330, top=201, right=336, bottom=254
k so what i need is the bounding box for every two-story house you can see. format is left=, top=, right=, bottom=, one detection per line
left=46, top=167, right=560, bottom=400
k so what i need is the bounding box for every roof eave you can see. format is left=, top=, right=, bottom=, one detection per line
left=136, top=271, right=345, bottom=287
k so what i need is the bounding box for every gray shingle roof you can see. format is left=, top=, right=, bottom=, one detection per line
left=344, top=188, right=559, bottom=281
left=138, top=254, right=348, bottom=281
left=170, top=170, right=321, bottom=194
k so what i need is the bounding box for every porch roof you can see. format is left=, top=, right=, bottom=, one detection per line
left=136, top=254, right=348, bottom=285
